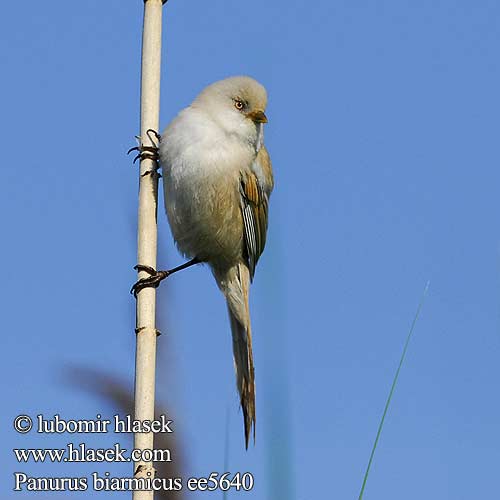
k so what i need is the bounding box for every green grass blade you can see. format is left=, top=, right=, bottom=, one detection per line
left=358, top=281, right=430, bottom=500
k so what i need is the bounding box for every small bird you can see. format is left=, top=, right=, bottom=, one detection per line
left=136, top=76, right=273, bottom=447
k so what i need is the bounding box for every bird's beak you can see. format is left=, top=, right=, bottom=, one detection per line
left=246, top=110, right=268, bottom=123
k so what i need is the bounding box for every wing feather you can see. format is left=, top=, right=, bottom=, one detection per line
left=239, top=147, right=273, bottom=280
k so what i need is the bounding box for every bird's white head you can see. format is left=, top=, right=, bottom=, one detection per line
left=192, top=76, right=268, bottom=151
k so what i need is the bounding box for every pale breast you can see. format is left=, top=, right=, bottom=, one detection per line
left=160, top=108, right=254, bottom=265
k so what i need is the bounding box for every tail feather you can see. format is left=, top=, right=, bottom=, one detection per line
left=228, top=305, right=255, bottom=448
left=216, top=262, right=256, bottom=448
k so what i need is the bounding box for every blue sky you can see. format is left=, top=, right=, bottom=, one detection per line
left=2, top=1, right=500, bottom=498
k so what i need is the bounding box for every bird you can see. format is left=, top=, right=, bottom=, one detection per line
left=133, top=76, right=273, bottom=447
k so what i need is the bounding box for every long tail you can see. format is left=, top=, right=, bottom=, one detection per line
left=228, top=303, right=255, bottom=448
left=216, top=262, right=256, bottom=448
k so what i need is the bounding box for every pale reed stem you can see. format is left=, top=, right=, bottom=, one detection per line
left=133, top=1, right=165, bottom=499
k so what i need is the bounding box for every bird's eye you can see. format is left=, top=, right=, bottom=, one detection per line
left=234, top=100, right=244, bottom=110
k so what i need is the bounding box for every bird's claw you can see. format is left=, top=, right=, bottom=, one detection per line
left=127, top=129, right=161, bottom=164
left=131, top=264, right=170, bottom=297
left=127, top=145, right=159, bottom=164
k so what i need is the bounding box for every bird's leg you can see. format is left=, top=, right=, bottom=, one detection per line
left=131, top=258, right=201, bottom=297
left=127, top=129, right=162, bottom=167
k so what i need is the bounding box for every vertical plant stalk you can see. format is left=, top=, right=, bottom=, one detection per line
left=133, top=1, right=165, bottom=499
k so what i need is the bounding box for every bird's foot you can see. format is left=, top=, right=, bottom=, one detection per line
left=131, top=258, right=201, bottom=298
left=127, top=129, right=161, bottom=164
left=131, top=265, right=170, bottom=297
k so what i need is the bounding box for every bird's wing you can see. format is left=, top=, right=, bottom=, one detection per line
left=239, top=146, right=274, bottom=280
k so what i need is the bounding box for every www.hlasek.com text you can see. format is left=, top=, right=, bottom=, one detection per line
left=14, top=443, right=171, bottom=464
